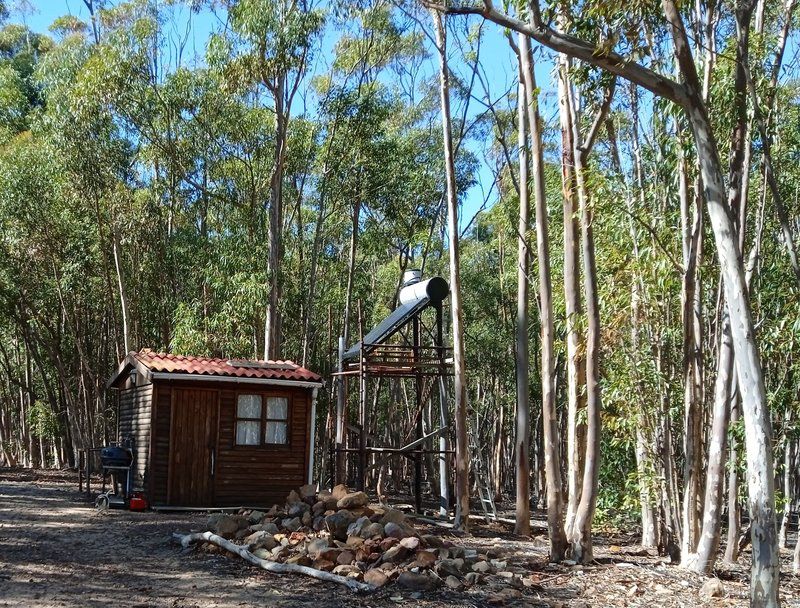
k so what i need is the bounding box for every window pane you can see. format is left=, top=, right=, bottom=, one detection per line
left=237, top=394, right=261, bottom=419
left=265, top=421, right=287, bottom=444
left=266, top=397, right=288, bottom=420
left=236, top=420, right=261, bottom=445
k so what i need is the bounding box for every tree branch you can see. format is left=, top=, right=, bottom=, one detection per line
left=423, top=0, right=690, bottom=107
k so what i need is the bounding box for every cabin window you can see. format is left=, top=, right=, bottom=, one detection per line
left=265, top=397, right=289, bottom=444
left=236, top=394, right=262, bottom=445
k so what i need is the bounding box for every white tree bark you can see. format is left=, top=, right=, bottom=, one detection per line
left=174, top=532, right=374, bottom=592
left=513, top=52, right=531, bottom=536
left=432, top=8, right=470, bottom=532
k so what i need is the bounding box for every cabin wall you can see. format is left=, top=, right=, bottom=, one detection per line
left=116, top=384, right=153, bottom=491
left=149, top=380, right=311, bottom=507
left=216, top=388, right=310, bottom=506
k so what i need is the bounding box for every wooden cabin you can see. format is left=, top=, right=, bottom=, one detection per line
left=107, top=349, right=323, bottom=507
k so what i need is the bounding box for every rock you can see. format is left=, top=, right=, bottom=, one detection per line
left=409, top=549, right=437, bottom=569
left=325, top=510, right=357, bottom=542
left=286, top=554, right=311, bottom=566
left=364, top=568, right=389, bottom=587
left=445, top=575, right=462, bottom=590
left=323, top=497, right=339, bottom=511
left=214, top=515, right=241, bottom=538
left=363, top=522, right=384, bottom=538
left=464, top=572, right=483, bottom=586
left=244, top=530, right=275, bottom=547
left=437, top=558, right=465, bottom=577
left=250, top=522, right=280, bottom=535
left=299, top=483, right=317, bottom=499
left=206, top=513, right=224, bottom=530
left=289, top=501, right=310, bottom=517
left=700, top=578, right=724, bottom=599
left=397, top=571, right=440, bottom=591
left=489, top=559, right=507, bottom=570
left=333, top=564, right=361, bottom=576
left=399, top=537, right=420, bottom=551
left=317, top=548, right=342, bottom=562
left=286, top=490, right=301, bottom=504
left=379, top=537, right=399, bottom=551
left=349, top=506, right=375, bottom=518
left=307, top=537, right=329, bottom=555
left=248, top=510, right=266, bottom=524
left=380, top=508, right=406, bottom=525
left=301, top=511, right=312, bottom=526
left=282, top=517, right=301, bottom=532
left=495, top=571, right=514, bottom=579
left=382, top=544, right=408, bottom=563
left=313, top=558, right=335, bottom=571
left=288, top=531, right=306, bottom=544
left=337, top=550, right=355, bottom=565
left=347, top=516, right=372, bottom=538
left=472, top=560, right=492, bottom=573
left=449, top=545, right=465, bottom=559
left=346, top=535, right=364, bottom=548
left=384, top=522, right=414, bottom=540
left=235, top=528, right=250, bottom=540
left=312, top=501, right=326, bottom=516
left=331, top=484, right=349, bottom=501
left=487, top=588, right=522, bottom=605
left=313, top=516, right=326, bottom=531
left=421, top=534, right=443, bottom=548
left=252, top=548, right=272, bottom=560
left=337, top=491, right=368, bottom=510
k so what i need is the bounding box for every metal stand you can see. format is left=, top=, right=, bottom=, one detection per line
left=332, top=299, right=454, bottom=516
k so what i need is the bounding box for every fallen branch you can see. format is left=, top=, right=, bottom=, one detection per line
left=173, top=531, right=375, bottom=593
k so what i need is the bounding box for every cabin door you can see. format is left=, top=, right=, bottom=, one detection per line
left=168, top=388, right=219, bottom=506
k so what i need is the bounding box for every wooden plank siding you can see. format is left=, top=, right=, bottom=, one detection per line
left=117, top=384, right=153, bottom=492
left=150, top=385, right=172, bottom=504
left=215, top=388, right=310, bottom=506
left=147, top=380, right=311, bottom=507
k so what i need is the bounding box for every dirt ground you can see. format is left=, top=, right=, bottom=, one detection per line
left=1, top=469, right=800, bottom=607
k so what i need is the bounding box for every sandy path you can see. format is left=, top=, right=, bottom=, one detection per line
left=0, top=470, right=361, bottom=607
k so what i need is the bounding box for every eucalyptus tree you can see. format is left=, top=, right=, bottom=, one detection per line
left=435, top=1, right=779, bottom=602
left=224, top=0, right=324, bottom=360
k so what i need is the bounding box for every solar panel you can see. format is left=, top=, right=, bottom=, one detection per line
left=342, top=296, right=431, bottom=361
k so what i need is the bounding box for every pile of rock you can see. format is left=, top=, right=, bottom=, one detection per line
left=203, top=484, right=515, bottom=592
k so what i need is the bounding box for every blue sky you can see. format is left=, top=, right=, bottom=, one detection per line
left=19, top=1, right=562, bottom=227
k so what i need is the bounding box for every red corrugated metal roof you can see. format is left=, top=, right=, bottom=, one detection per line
left=133, top=349, right=322, bottom=383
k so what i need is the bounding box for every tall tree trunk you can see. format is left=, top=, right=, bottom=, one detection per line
left=565, top=74, right=607, bottom=565
left=557, top=51, right=584, bottom=553
left=112, top=232, right=130, bottom=356
left=513, top=54, right=531, bottom=536
left=687, top=316, right=733, bottom=572
left=265, top=73, right=288, bottom=360
left=663, top=1, right=779, bottom=603
left=688, top=1, right=752, bottom=572
left=432, top=8, right=469, bottom=532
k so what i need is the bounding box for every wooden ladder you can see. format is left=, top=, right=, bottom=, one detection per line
left=469, top=436, right=497, bottom=522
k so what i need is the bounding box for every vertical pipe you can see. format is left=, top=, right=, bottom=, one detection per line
left=436, top=303, right=450, bottom=517
left=307, top=387, right=318, bottom=486
left=335, top=336, right=345, bottom=485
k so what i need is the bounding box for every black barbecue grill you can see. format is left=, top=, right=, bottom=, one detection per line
left=100, top=446, right=133, bottom=468
left=95, top=444, right=133, bottom=510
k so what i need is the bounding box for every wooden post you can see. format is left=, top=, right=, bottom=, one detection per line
left=413, top=314, right=423, bottom=514
left=357, top=300, right=367, bottom=491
